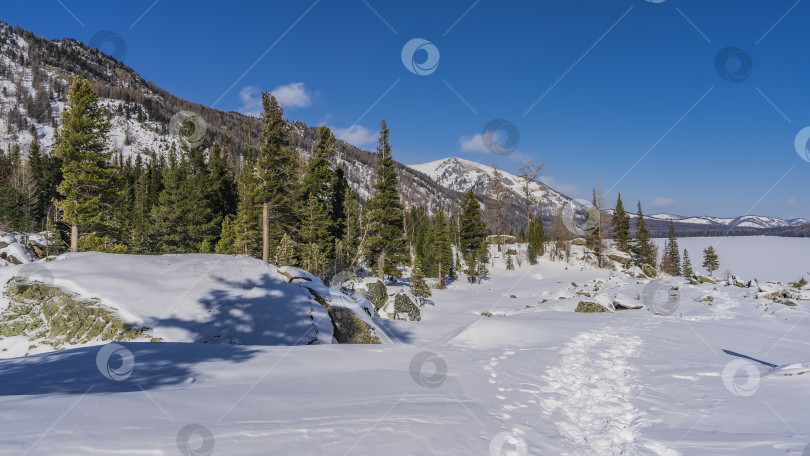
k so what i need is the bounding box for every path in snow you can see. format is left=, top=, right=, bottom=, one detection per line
left=535, top=327, right=669, bottom=455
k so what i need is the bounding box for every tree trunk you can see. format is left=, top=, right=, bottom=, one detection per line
left=262, top=202, right=269, bottom=262
left=70, top=223, right=78, bottom=252
left=377, top=251, right=385, bottom=281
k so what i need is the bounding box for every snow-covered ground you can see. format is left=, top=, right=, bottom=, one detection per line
left=1, top=241, right=809, bottom=455
left=653, top=236, right=810, bottom=282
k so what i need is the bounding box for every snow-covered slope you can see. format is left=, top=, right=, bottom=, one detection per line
left=0, top=252, right=388, bottom=357
left=643, top=213, right=809, bottom=229
left=408, top=156, right=576, bottom=219
left=2, top=242, right=809, bottom=454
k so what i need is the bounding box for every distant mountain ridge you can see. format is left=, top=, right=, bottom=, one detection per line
left=0, top=20, right=804, bottom=237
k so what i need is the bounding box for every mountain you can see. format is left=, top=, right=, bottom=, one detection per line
left=0, top=21, right=463, bottom=217
left=0, top=20, right=803, bottom=237
left=408, top=157, right=576, bottom=227
left=640, top=213, right=808, bottom=230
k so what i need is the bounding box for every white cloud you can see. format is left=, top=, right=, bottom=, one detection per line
left=459, top=132, right=495, bottom=154
left=652, top=197, right=676, bottom=208
left=238, top=86, right=262, bottom=116
left=238, top=82, right=312, bottom=116
left=330, top=125, right=377, bottom=148
left=271, top=82, right=311, bottom=109
left=787, top=196, right=799, bottom=206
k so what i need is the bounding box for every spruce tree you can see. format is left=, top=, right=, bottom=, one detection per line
left=682, top=248, right=693, bottom=277
left=255, top=92, right=296, bottom=262
left=235, top=147, right=261, bottom=257
left=207, top=141, right=237, bottom=222
left=432, top=207, right=454, bottom=285
left=409, top=256, right=431, bottom=306
left=150, top=145, right=186, bottom=253
left=300, top=126, right=337, bottom=273
left=27, top=135, right=45, bottom=225
left=53, top=75, right=121, bottom=252
left=363, top=119, right=407, bottom=280
left=702, top=246, right=719, bottom=277
left=526, top=216, right=545, bottom=265
left=181, top=142, right=219, bottom=251
left=665, top=220, right=681, bottom=275
left=585, top=188, right=603, bottom=260
left=611, top=193, right=631, bottom=252
left=459, top=189, right=488, bottom=284
left=329, top=167, right=348, bottom=242
left=130, top=168, right=151, bottom=253
left=632, top=201, right=655, bottom=268
left=215, top=214, right=239, bottom=254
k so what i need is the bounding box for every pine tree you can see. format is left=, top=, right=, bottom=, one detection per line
left=215, top=214, right=239, bottom=254
left=300, top=126, right=337, bottom=273
left=364, top=119, right=407, bottom=280
left=664, top=220, right=681, bottom=275
left=150, top=145, right=186, bottom=253
left=682, top=248, right=693, bottom=277
left=459, top=189, right=489, bottom=284
left=329, top=167, right=348, bottom=242
left=526, top=216, right=545, bottom=265
left=409, top=256, right=431, bottom=306
left=611, top=193, right=631, bottom=252
left=255, top=92, right=296, bottom=262
left=585, top=188, right=604, bottom=260
left=130, top=168, right=152, bottom=253
left=275, top=232, right=297, bottom=266
left=207, top=141, right=237, bottom=222
left=702, top=246, right=719, bottom=277
left=505, top=251, right=515, bottom=271
left=235, top=147, right=261, bottom=257
left=300, top=193, right=331, bottom=275
left=52, top=75, right=121, bottom=252
left=432, top=207, right=454, bottom=285
left=181, top=142, right=219, bottom=251
left=632, top=201, right=655, bottom=268
left=27, top=135, right=45, bottom=225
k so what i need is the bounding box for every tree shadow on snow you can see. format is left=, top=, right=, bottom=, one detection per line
left=0, top=342, right=259, bottom=396
left=155, top=273, right=319, bottom=347
left=722, top=349, right=779, bottom=368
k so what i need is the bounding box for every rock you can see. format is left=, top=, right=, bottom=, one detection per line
left=607, top=254, right=632, bottom=265
left=691, top=274, right=716, bottom=285
left=729, top=275, right=747, bottom=288
left=642, top=266, right=657, bottom=278
left=0, top=241, right=8, bottom=249
left=0, top=252, right=22, bottom=265
left=571, top=238, right=587, bottom=246
left=613, top=293, right=643, bottom=310
left=575, top=301, right=611, bottom=313
left=383, top=293, right=421, bottom=321
left=361, top=280, right=388, bottom=312
left=327, top=306, right=381, bottom=344
left=27, top=241, right=47, bottom=259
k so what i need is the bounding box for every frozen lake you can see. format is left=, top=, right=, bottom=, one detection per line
left=653, top=236, right=810, bottom=282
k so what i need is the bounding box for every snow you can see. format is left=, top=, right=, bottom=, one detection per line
left=653, top=236, right=810, bottom=282
left=0, top=252, right=388, bottom=351
left=1, top=241, right=810, bottom=454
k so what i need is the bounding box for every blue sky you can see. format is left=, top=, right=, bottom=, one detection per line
left=3, top=0, right=810, bottom=219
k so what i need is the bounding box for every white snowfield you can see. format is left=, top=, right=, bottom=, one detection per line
left=0, top=242, right=809, bottom=455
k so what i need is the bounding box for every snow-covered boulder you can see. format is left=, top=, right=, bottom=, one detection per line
left=613, top=293, right=644, bottom=310
left=380, top=292, right=421, bottom=321
left=0, top=233, right=37, bottom=266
